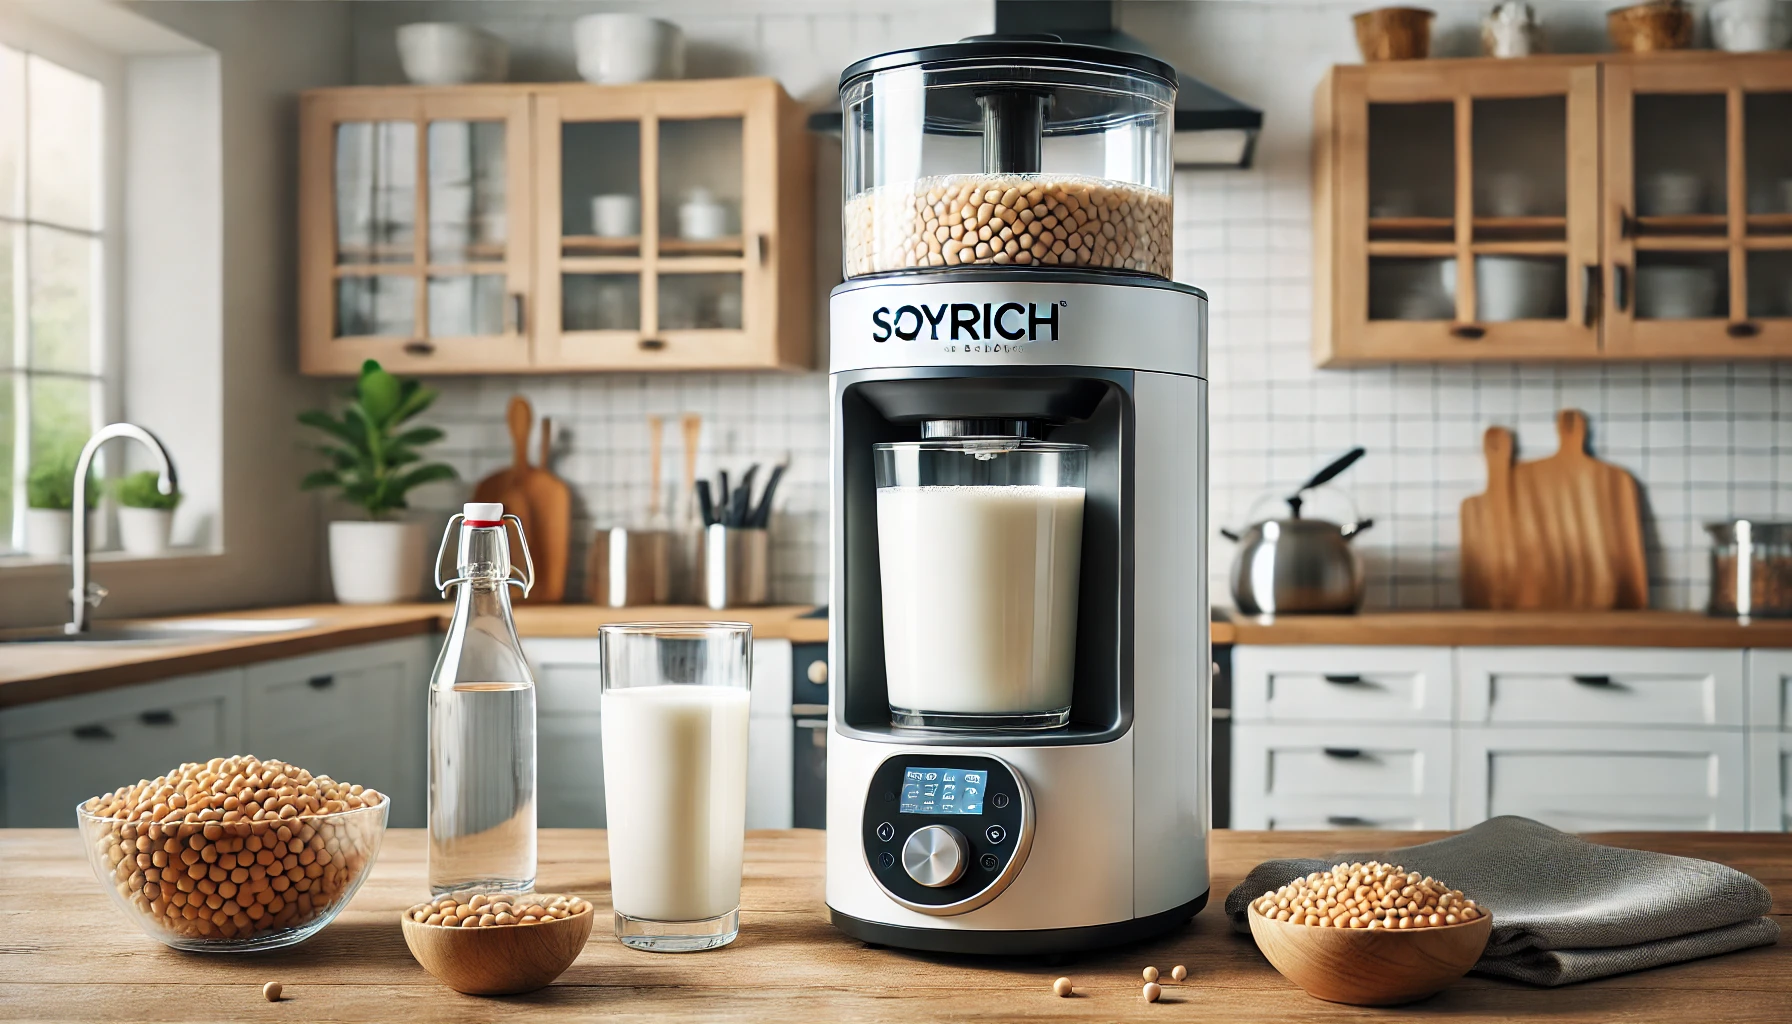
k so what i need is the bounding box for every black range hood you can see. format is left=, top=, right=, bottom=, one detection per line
left=808, top=0, right=1262, bottom=170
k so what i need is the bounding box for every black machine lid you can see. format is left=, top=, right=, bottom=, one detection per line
left=839, top=34, right=1177, bottom=92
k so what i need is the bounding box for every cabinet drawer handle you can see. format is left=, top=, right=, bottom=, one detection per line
left=752, top=233, right=770, bottom=265
left=507, top=293, right=526, bottom=334
left=639, top=337, right=666, bottom=351
left=73, top=724, right=115, bottom=741
left=139, top=710, right=176, bottom=726
left=1327, top=814, right=1375, bottom=827
left=1613, top=264, right=1630, bottom=312
left=307, top=675, right=336, bottom=690
left=1322, top=747, right=1365, bottom=760
left=403, top=340, right=435, bottom=356
left=1571, top=674, right=1615, bottom=687
left=1449, top=324, right=1485, bottom=340
left=1727, top=322, right=1761, bottom=339
left=1322, top=674, right=1364, bottom=685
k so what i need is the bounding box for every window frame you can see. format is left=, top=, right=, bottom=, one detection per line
left=0, top=17, right=124, bottom=555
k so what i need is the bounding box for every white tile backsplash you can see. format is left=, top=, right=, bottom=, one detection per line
left=402, top=0, right=1783, bottom=611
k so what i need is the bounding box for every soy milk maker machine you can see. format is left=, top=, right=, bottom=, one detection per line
left=826, top=36, right=1211, bottom=953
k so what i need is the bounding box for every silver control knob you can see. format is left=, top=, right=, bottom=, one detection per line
left=901, top=825, right=967, bottom=888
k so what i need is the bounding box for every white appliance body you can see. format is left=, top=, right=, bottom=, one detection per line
left=826, top=273, right=1210, bottom=953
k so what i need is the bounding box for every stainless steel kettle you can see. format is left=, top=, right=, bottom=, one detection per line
left=1221, top=448, right=1373, bottom=615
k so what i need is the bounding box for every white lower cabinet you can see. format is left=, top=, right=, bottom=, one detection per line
left=1748, top=650, right=1792, bottom=731
left=1456, top=728, right=1746, bottom=831
left=520, top=637, right=794, bottom=830
left=1, top=669, right=244, bottom=827
left=1749, top=731, right=1792, bottom=831
left=1458, top=647, right=1745, bottom=728
left=1233, top=643, right=1770, bottom=833
left=245, top=637, right=434, bottom=828
left=0, top=636, right=436, bottom=828
left=1232, top=723, right=1452, bottom=830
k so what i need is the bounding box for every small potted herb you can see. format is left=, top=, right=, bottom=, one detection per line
left=24, top=456, right=96, bottom=559
left=113, top=470, right=183, bottom=556
left=299, top=360, right=457, bottom=603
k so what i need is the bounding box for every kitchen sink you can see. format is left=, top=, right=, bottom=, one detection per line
left=0, top=618, right=321, bottom=645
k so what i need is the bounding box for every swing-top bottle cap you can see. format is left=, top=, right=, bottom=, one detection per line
left=463, top=502, right=503, bottom=526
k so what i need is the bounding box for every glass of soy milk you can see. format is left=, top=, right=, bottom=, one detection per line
left=599, top=622, right=752, bottom=952
left=874, top=436, right=1088, bottom=730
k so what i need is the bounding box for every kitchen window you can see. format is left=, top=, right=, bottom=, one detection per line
left=0, top=41, right=114, bottom=555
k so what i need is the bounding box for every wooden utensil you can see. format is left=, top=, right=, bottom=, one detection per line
left=524, top=415, right=572, bottom=603
left=681, top=413, right=702, bottom=524
left=470, top=396, right=539, bottom=547
left=1248, top=905, right=1492, bottom=1006
left=401, top=903, right=593, bottom=996
left=647, top=415, right=665, bottom=526
left=1458, top=409, right=1648, bottom=611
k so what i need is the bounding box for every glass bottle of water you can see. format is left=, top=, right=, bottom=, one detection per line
left=428, top=501, right=537, bottom=896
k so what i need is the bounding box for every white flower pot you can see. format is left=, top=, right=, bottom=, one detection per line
left=24, top=508, right=71, bottom=559
left=118, top=507, right=174, bottom=557
left=329, top=520, right=426, bottom=604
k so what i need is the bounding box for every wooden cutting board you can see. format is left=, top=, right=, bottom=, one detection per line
left=524, top=416, right=572, bottom=603
left=469, top=397, right=571, bottom=603
left=1459, top=409, right=1648, bottom=610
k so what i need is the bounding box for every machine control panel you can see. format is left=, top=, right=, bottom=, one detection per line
left=862, top=753, right=1033, bottom=915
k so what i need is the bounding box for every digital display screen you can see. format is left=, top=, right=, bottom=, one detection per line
left=899, top=767, right=985, bottom=815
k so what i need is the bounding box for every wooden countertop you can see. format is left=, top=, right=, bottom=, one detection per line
left=1220, top=610, right=1792, bottom=648
left=0, top=603, right=825, bottom=709
left=9, top=603, right=1789, bottom=711
left=2, top=827, right=1786, bottom=1023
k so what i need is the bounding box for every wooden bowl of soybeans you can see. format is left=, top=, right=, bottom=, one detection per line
left=401, top=893, right=595, bottom=996
left=1246, top=861, right=1492, bottom=1006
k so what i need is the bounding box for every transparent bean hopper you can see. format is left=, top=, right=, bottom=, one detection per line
left=824, top=35, right=1213, bottom=955
left=841, top=35, right=1175, bottom=279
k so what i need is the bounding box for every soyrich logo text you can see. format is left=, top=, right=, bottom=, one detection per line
left=870, top=301, right=1062, bottom=344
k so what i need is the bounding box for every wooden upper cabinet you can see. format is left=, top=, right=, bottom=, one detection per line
left=299, top=80, right=812, bottom=375
left=1604, top=54, right=1792, bottom=360
left=1315, top=52, right=1792, bottom=365
left=299, top=90, right=534, bottom=375
left=1316, top=59, right=1601, bottom=366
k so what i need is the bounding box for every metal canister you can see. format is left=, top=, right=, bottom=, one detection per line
left=586, top=527, right=675, bottom=607
left=697, top=524, right=769, bottom=609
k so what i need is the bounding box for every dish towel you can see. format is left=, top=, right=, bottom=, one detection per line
left=1224, top=816, right=1779, bottom=986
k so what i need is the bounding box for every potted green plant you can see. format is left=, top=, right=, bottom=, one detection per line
left=24, top=455, right=97, bottom=559
left=113, top=470, right=183, bottom=556
left=299, top=359, right=457, bottom=604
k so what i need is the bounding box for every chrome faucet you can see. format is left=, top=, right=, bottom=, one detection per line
left=65, top=424, right=178, bottom=634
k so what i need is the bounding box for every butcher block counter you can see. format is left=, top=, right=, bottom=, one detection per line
left=10, top=604, right=1792, bottom=709
left=0, top=828, right=1786, bottom=1023
left=0, top=604, right=826, bottom=708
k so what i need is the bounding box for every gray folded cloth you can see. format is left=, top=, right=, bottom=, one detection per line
left=1224, top=815, right=1779, bottom=986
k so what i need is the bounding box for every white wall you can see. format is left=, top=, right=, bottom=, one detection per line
left=124, top=51, right=223, bottom=551
left=1, top=1, right=352, bottom=626
left=408, top=0, right=1788, bottom=612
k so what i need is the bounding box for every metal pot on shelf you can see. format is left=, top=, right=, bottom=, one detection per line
left=1221, top=448, right=1373, bottom=615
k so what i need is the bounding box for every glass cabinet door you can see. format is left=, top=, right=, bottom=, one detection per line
left=1606, top=58, right=1792, bottom=358
left=536, top=85, right=769, bottom=368
left=302, top=92, right=531, bottom=374
left=1338, top=64, right=1600, bottom=362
